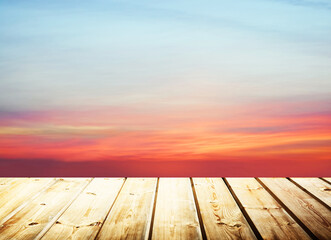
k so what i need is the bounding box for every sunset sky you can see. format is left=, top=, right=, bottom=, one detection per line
left=0, top=0, right=330, bottom=175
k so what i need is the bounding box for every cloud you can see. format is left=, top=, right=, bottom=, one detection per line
left=0, top=97, right=330, bottom=163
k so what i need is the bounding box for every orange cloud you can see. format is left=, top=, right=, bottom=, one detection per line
left=0, top=98, right=330, bottom=167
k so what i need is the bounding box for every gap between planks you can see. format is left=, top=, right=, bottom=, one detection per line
left=35, top=178, right=93, bottom=240
left=0, top=178, right=58, bottom=226
left=257, top=178, right=331, bottom=240
left=288, top=178, right=331, bottom=210
left=0, top=178, right=330, bottom=240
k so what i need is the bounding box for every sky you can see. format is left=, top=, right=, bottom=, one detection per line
left=0, top=0, right=330, bottom=175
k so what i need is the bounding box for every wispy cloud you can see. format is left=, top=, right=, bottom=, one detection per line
left=0, top=98, right=330, bottom=162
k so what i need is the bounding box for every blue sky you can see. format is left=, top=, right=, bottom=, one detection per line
left=0, top=0, right=331, bottom=111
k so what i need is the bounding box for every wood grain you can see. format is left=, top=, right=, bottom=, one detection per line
left=322, top=178, right=331, bottom=184
left=0, top=178, right=91, bottom=240
left=96, top=178, right=157, bottom=240
left=291, top=178, right=331, bottom=207
left=0, top=178, right=15, bottom=185
left=41, top=178, right=124, bottom=240
left=193, top=178, right=257, bottom=240
left=152, top=178, right=202, bottom=240
left=0, top=177, right=330, bottom=240
left=226, top=178, right=311, bottom=240
left=0, top=178, right=56, bottom=225
left=260, top=178, right=331, bottom=240
left=0, top=178, right=33, bottom=198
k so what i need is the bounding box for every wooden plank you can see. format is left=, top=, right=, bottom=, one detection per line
left=0, top=178, right=16, bottom=185
left=290, top=178, right=331, bottom=207
left=0, top=178, right=56, bottom=224
left=259, top=178, right=331, bottom=240
left=0, top=178, right=91, bottom=240
left=96, top=178, right=157, bottom=240
left=322, top=178, right=331, bottom=184
left=193, top=178, right=257, bottom=240
left=226, top=178, right=310, bottom=240
left=0, top=178, right=31, bottom=197
left=152, top=178, right=202, bottom=240
left=41, top=178, right=124, bottom=240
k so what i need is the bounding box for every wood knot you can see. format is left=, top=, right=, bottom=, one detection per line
left=89, top=221, right=101, bottom=226
left=28, top=222, right=38, bottom=226
left=216, top=219, right=242, bottom=228
left=86, top=192, right=96, bottom=195
left=247, top=186, right=263, bottom=191
left=286, top=222, right=295, bottom=226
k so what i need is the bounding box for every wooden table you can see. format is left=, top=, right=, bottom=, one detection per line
left=0, top=178, right=330, bottom=239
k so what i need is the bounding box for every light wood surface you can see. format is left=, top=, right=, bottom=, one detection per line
left=42, top=178, right=124, bottom=240
left=259, top=178, right=331, bottom=240
left=193, top=178, right=257, bottom=240
left=152, top=178, right=202, bottom=240
left=96, top=178, right=157, bottom=240
left=0, top=178, right=91, bottom=240
left=322, top=178, right=331, bottom=184
left=0, top=177, right=330, bottom=240
left=0, top=178, right=56, bottom=225
left=226, top=178, right=311, bottom=240
left=290, top=178, right=331, bottom=207
left=0, top=178, right=18, bottom=186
